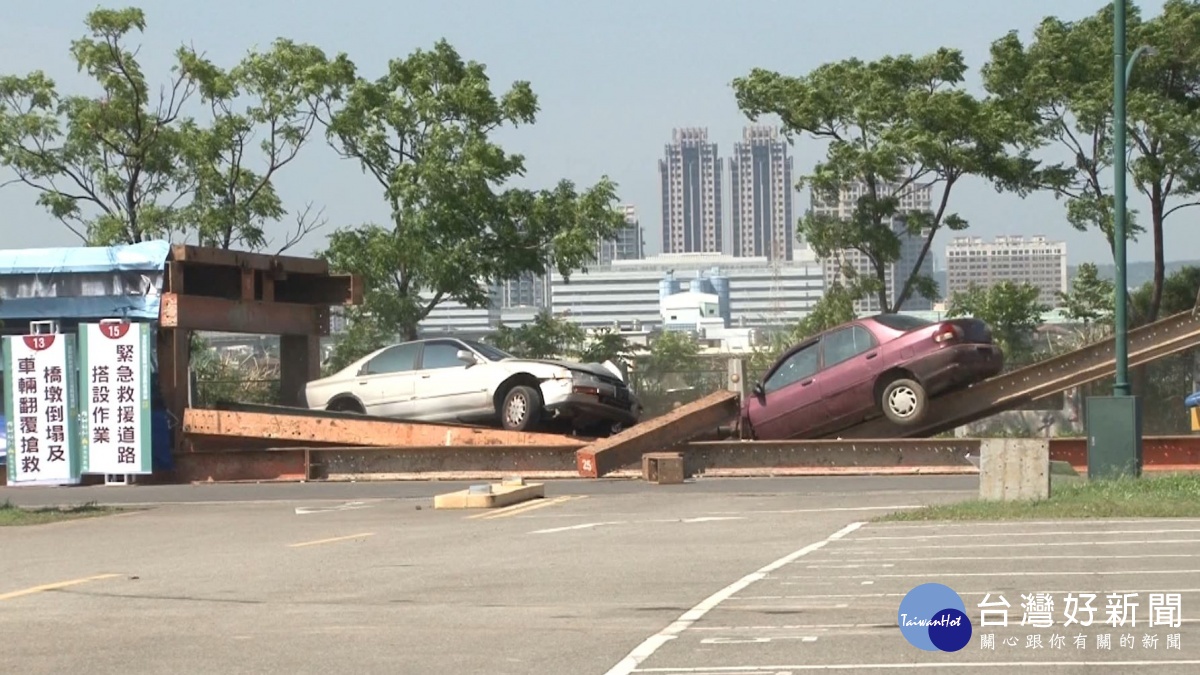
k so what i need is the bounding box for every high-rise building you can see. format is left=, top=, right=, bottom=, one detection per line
left=811, top=178, right=935, bottom=313
left=945, top=235, right=1068, bottom=308
left=659, top=128, right=722, bottom=255
left=597, top=204, right=644, bottom=265
left=730, top=126, right=794, bottom=261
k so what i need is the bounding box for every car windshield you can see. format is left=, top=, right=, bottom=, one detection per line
left=460, top=339, right=513, bottom=362
left=870, top=313, right=934, bottom=332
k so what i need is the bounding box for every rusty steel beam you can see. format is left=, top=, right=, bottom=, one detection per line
left=576, top=390, right=740, bottom=478
left=169, top=244, right=329, bottom=276
left=160, top=293, right=327, bottom=336
left=309, top=445, right=580, bottom=479
left=182, top=408, right=589, bottom=449
left=685, top=438, right=981, bottom=474
left=272, top=273, right=363, bottom=306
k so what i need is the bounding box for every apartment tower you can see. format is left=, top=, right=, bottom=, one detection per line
left=729, top=126, right=794, bottom=261
left=659, top=128, right=722, bottom=255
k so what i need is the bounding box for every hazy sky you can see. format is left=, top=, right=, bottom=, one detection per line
left=0, top=0, right=1185, bottom=266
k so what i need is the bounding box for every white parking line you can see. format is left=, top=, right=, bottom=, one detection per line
left=848, top=528, right=1200, bottom=542
left=602, top=521, right=866, bottom=675
left=785, top=569, right=1200, bottom=580
left=805, top=554, right=1196, bottom=563
left=825, top=538, right=1200, bottom=552
left=631, top=662, right=1200, bottom=672
left=728, top=589, right=1200, bottom=602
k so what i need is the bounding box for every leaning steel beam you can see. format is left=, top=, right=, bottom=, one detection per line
left=832, top=308, right=1200, bottom=439
left=182, top=408, right=588, bottom=448
left=575, top=390, right=741, bottom=478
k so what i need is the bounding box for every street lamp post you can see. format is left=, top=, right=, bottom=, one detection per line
left=1087, top=1, right=1152, bottom=480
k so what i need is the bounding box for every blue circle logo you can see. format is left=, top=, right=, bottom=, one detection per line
left=898, top=583, right=973, bottom=652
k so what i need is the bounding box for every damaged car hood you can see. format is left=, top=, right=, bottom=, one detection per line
left=500, top=358, right=627, bottom=382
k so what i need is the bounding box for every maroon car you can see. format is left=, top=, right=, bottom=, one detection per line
left=742, top=313, right=1004, bottom=440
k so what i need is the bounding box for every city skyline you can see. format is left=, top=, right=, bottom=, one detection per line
left=0, top=0, right=1185, bottom=270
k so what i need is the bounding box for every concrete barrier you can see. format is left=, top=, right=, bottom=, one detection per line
left=979, top=438, right=1050, bottom=502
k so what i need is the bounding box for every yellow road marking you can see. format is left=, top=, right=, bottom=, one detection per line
left=0, top=573, right=121, bottom=602
left=288, top=532, right=375, bottom=548
left=471, top=495, right=586, bottom=520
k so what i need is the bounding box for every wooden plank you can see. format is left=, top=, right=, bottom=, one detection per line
left=279, top=335, right=319, bottom=407
left=575, top=390, right=740, bottom=478
left=169, top=244, right=329, bottom=275
left=159, top=293, right=325, bottom=336
left=181, top=408, right=589, bottom=448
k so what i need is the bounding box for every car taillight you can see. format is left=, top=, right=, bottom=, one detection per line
left=933, top=323, right=963, bottom=343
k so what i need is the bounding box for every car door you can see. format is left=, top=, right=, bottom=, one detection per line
left=745, top=340, right=824, bottom=440
left=819, top=324, right=882, bottom=425
left=355, top=342, right=420, bottom=417
left=410, top=340, right=489, bottom=421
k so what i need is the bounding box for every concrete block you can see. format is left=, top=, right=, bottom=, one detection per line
left=433, top=482, right=545, bottom=509
left=979, top=438, right=1050, bottom=502
left=642, top=452, right=686, bottom=485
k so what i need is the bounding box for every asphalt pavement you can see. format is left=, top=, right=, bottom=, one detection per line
left=3, top=476, right=1198, bottom=674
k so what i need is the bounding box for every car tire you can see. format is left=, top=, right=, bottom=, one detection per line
left=880, top=378, right=928, bottom=425
left=501, top=385, right=543, bottom=431
left=327, top=398, right=364, bottom=414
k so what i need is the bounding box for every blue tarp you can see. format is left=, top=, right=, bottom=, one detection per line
left=0, top=240, right=170, bottom=275
left=1187, top=391, right=1200, bottom=409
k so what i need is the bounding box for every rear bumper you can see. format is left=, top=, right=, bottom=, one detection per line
left=914, top=343, right=1004, bottom=395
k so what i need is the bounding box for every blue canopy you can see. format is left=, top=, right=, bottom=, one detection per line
left=1187, top=391, right=1200, bottom=409
left=0, top=240, right=169, bottom=322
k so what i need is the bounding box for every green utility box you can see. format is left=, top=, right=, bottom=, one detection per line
left=1086, top=395, right=1143, bottom=480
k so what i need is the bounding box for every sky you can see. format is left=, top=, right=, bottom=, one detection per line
left=0, top=0, right=1186, bottom=267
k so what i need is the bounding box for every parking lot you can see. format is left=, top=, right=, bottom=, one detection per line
left=2, top=477, right=1199, bottom=674
left=613, top=517, right=1200, bottom=674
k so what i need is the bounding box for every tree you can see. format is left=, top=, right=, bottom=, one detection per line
left=0, top=7, right=194, bottom=243
left=1059, top=262, right=1116, bottom=326
left=177, top=40, right=353, bottom=250
left=575, top=327, right=633, bottom=365
left=947, top=281, right=1049, bottom=361
left=984, top=0, right=1200, bottom=323
left=733, top=49, right=1036, bottom=312
left=321, top=40, right=626, bottom=342
left=487, top=310, right=585, bottom=359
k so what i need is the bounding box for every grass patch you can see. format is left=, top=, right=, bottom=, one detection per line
left=877, top=473, right=1200, bottom=522
left=0, top=500, right=118, bottom=526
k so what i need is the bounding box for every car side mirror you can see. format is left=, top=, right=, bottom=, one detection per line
left=752, top=382, right=765, bottom=399
left=456, top=349, right=478, bottom=366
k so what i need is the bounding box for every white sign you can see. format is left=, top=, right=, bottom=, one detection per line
left=78, top=321, right=153, bottom=475
left=3, top=332, right=81, bottom=485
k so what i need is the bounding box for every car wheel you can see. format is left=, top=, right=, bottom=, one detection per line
left=327, top=398, right=364, bottom=414
left=881, top=378, right=928, bottom=425
left=501, top=385, right=543, bottom=431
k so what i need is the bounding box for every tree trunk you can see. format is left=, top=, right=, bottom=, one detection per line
left=1148, top=189, right=1166, bottom=323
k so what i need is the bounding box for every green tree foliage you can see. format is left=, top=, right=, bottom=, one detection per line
left=947, top=281, right=1049, bottom=362
left=322, top=315, right=391, bottom=375
left=984, top=0, right=1200, bottom=323
left=321, top=40, right=626, bottom=343
left=1059, top=262, right=1116, bottom=326
left=0, top=7, right=346, bottom=248
left=0, top=8, right=193, bottom=243
left=487, top=310, right=586, bottom=360
left=574, top=328, right=633, bottom=365
left=177, top=41, right=353, bottom=250
left=733, top=49, right=1036, bottom=312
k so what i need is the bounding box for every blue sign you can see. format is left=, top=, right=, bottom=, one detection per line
left=898, top=582, right=973, bottom=652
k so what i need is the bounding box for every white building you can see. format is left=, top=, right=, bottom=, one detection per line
left=550, top=253, right=824, bottom=330
left=945, top=235, right=1068, bottom=307
left=810, top=178, right=935, bottom=313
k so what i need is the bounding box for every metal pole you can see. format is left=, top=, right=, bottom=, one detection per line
left=1113, top=0, right=1130, bottom=397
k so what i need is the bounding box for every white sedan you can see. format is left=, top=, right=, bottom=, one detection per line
left=305, top=337, right=642, bottom=433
